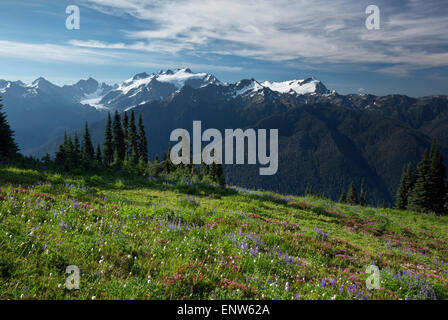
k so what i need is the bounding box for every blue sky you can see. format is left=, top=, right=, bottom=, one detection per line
left=0, top=0, right=447, bottom=96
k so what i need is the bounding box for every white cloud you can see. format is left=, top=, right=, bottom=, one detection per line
left=0, top=40, right=117, bottom=64
left=0, top=39, right=239, bottom=75
left=81, top=0, right=448, bottom=74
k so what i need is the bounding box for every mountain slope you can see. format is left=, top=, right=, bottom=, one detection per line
left=4, top=70, right=448, bottom=205
left=1, top=165, right=447, bottom=300
left=61, top=84, right=448, bottom=205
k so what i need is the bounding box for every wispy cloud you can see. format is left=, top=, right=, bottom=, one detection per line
left=80, top=0, right=448, bottom=74
left=0, top=40, right=240, bottom=79
left=0, top=40, right=118, bottom=64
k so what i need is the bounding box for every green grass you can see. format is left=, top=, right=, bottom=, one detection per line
left=1, top=165, right=447, bottom=300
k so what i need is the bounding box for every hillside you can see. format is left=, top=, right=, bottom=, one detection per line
left=7, top=70, right=447, bottom=205
left=1, top=164, right=447, bottom=300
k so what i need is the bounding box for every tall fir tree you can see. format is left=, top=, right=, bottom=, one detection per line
left=138, top=114, right=148, bottom=162
left=396, top=163, right=414, bottom=210
left=360, top=180, right=367, bottom=206
left=0, top=97, right=18, bottom=158
left=339, top=188, right=347, bottom=203
left=55, top=132, right=68, bottom=166
left=112, top=110, right=125, bottom=160
left=408, top=150, right=432, bottom=213
left=128, top=111, right=138, bottom=163
left=122, top=112, right=129, bottom=160
left=95, top=144, right=102, bottom=163
left=103, top=113, right=114, bottom=165
left=82, top=121, right=95, bottom=159
left=347, top=182, right=359, bottom=205
left=427, top=141, right=447, bottom=214
left=64, top=135, right=74, bottom=169
left=73, top=134, right=81, bottom=168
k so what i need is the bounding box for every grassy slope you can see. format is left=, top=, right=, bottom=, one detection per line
left=0, top=165, right=447, bottom=300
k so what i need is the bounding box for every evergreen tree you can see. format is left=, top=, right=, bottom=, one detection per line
left=72, top=134, right=81, bottom=168
left=122, top=112, right=129, bottom=160
left=103, top=113, right=114, bottom=166
left=42, top=153, right=51, bottom=165
left=55, top=132, right=68, bottom=166
left=408, top=150, right=432, bottom=213
left=138, top=114, right=148, bottom=162
left=128, top=111, right=138, bottom=162
left=339, top=188, right=347, bottom=203
left=82, top=121, right=95, bottom=159
left=162, top=152, right=170, bottom=173
left=428, top=141, right=446, bottom=214
left=0, top=97, right=18, bottom=158
left=396, top=163, right=413, bottom=210
left=111, top=149, right=122, bottom=170
left=95, top=144, right=102, bottom=163
left=137, top=155, right=147, bottom=175
left=150, top=155, right=160, bottom=176
left=360, top=180, right=367, bottom=206
left=112, top=110, right=125, bottom=160
left=215, top=163, right=225, bottom=186
left=347, top=182, right=359, bottom=205
left=63, top=135, right=75, bottom=170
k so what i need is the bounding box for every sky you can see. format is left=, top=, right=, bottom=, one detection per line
left=0, top=0, right=447, bottom=96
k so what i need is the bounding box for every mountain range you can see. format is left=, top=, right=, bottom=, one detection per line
left=1, top=68, right=447, bottom=204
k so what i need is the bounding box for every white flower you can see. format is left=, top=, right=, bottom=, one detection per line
left=91, top=296, right=96, bottom=300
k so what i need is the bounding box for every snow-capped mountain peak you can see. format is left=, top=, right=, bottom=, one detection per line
left=261, top=78, right=330, bottom=95
left=101, top=69, right=222, bottom=111
left=232, top=79, right=264, bottom=97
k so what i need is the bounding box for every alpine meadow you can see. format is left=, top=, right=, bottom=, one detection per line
left=1, top=0, right=448, bottom=307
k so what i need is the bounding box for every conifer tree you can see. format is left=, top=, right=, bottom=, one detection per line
left=347, top=182, right=359, bottom=205
left=111, top=149, right=122, bottom=170
left=82, top=121, right=95, bottom=160
left=215, top=163, right=225, bottom=186
left=64, top=135, right=75, bottom=170
left=360, top=180, right=367, bottom=206
left=72, top=134, right=81, bottom=168
left=0, top=97, right=18, bottom=158
left=428, top=141, right=446, bottom=214
left=122, top=112, right=129, bottom=160
left=95, top=144, right=102, bottom=163
left=339, top=188, right=347, bottom=203
left=162, top=152, right=170, bottom=173
left=128, top=111, right=138, bottom=162
left=138, top=114, right=148, bottom=162
left=55, top=132, right=68, bottom=166
left=42, top=153, right=51, bottom=165
left=103, top=113, right=114, bottom=166
left=112, top=111, right=125, bottom=160
left=408, top=150, right=432, bottom=213
left=396, top=163, right=413, bottom=210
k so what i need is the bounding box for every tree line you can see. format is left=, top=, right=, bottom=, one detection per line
left=396, top=140, right=447, bottom=215
left=49, top=109, right=225, bottom=185
left=338, top=180, right=368, bottom=206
